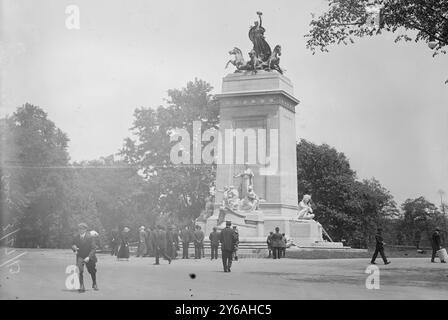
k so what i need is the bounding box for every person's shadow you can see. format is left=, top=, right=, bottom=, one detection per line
left=61, top=288, right=85, bottom=293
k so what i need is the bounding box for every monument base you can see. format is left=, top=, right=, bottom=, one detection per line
left=204, top=210, right=342, bottom=247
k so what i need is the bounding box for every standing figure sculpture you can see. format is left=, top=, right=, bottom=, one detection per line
left=233, top=164, right=254, bottom=199
left=297, top=194, right=315, bottom=220
left=249, top=11, right=271, bottom=62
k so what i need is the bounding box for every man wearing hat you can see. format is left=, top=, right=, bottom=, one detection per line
left=271, top=227, right=284, bottom=259
left=72, top=223, right=98, bottom=292
left=209, top=227, right=220, bottom=260
left=194, top=225, right=205, bottom=259
left=180, top=226, right=192, bottom=259
left=166, top=225, right=176, bottom=259
left=431, top=228, right=445, bottom=263
left=220, top=221, right=237, bottom=272
left=370, top=228, right=391, bottom=265
left=153, top=225, right=172, bottom=265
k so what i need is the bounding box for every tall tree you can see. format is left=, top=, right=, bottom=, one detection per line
left=120, top=79, right=219, bottom=225
left=296, top=139, right=396, bottom=247
left=1, top=104, right=72, bottom=247
left=399, top=196, right=444, bottom=248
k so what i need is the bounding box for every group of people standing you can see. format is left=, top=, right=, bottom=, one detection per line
left=179, top=225, right=239, bottom=262
left=180, top=225, right=206, bottom=259
left=109, top=223, right=241, bottom=267
left=110, top=225, right=178, bottom=264
left=266, top=227, right=288, bottom=259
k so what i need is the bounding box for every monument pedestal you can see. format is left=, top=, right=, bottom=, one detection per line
left=205, top=70, right=342, bottom=247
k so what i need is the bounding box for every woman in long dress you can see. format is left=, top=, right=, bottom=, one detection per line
left=117, top=227, right=130, bottom=260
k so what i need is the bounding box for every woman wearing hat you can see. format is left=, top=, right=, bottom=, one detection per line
left=117, top=226, right=130, bottom=260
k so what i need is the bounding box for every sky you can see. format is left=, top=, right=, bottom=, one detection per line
left=1, top=0, right=448, bottom=206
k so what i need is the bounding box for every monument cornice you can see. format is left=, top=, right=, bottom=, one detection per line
left=214, top=202, right=299, bottom=211
left=215, top=90, right=300, bottom=113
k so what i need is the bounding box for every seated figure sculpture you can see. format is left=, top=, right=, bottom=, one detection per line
left=239, top=185, right=260, bottom=212
left=297, top=194, right=315, bottom=220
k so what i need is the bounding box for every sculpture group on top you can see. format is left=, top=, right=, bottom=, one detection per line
left=225, top=12, right=284, bottom=74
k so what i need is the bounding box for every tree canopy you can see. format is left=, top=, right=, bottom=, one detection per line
left=1, top=104, right=72, bottom=247
left=120, top=79, right=219, bottom=226
left=306, top=0, right=448, bottom=57
left=296, top=139, right=398, bottom=247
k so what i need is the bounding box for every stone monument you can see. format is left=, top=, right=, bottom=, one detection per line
left=204, top=12, right=342, bottom=248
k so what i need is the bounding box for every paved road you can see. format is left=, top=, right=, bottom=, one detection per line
left=1, top=249, right=447, bottom=299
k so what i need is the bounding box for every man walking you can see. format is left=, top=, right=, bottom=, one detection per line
left=220, top=221, right=237, bottom=272
left=371, top=228, right=391, bottom=265
left=72, top=223, right=98, bottom=292
left=180, top=226, right=192, bottom=259
left=166, top=226, right=176, bottom=260
left=209, top=227, right=220, bottom=260
left=153, top=225, right=172, bottom=265
left=271, top=227, right=283, bottom=259
left=431, top=228, right=445, bottom=263
left=194, top=225, right=205, bottom=259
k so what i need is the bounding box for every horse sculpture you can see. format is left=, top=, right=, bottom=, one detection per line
left=225, top=47, right=246, bottom=70
left=226, top=45, right=283, bottom=74
left=265, top=45, right=283, bottom=74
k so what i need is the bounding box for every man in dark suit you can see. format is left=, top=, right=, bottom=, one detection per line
left=220, top=221, right=237, bottom=272
left=180, top=226, right=192, bottom=259
left=166, top=226, right=175, bottom=259
left=209, top=227, right=220, bottom=260
left=431, top=228, right=445, bottom=263
left=194, top=225, right=205, bottom=259
left=271, top=227, right=283, bottom=259
left=72, top=223, right=98, bottom=292
left=153, top=225, right=172, bottom=265
left=371, top=228, right=391, bottom=265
